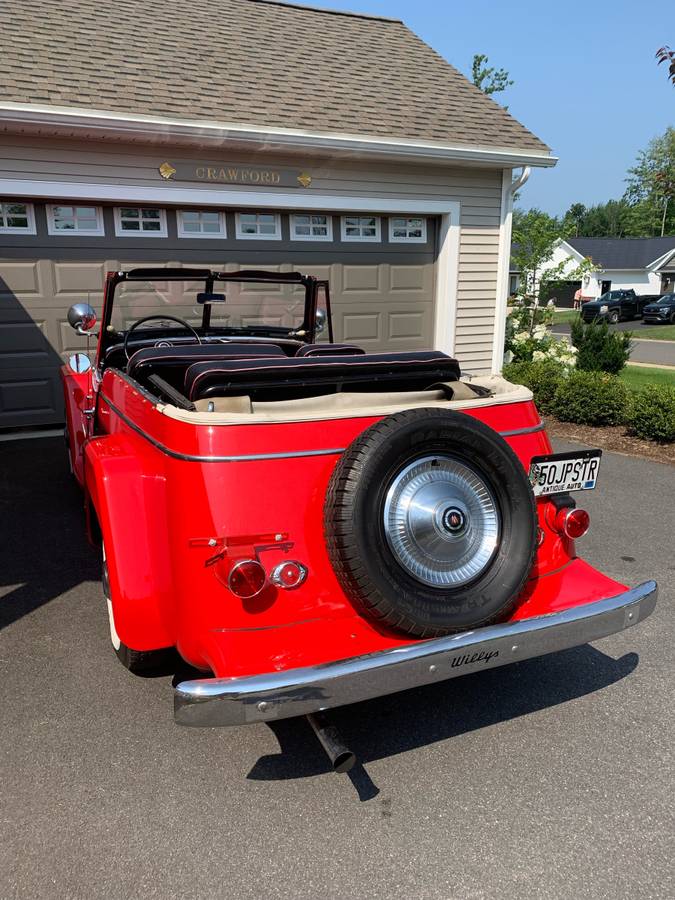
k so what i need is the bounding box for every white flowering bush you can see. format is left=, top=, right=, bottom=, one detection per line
left=505, top=302, right=576, bottom=369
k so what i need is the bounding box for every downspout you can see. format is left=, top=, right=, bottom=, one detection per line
left=510, top=165, right=531, bottom=195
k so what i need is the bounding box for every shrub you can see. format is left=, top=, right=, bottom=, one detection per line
left=570, top=318, right=632, bottom=374
left=504, top=302, right=576, bottom=368
left=503, top=359, right=566, bottom=414
left=552, top=370, right=628, bottom=426
left=626, top=386, right=675, bottom=442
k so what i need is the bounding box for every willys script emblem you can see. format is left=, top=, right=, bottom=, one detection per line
left=297, top=172, right=312, bottom=188
left=159, top=162, right=177, bottom=180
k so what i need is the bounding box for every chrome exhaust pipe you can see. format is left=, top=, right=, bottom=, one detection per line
left=306, top=711, right=356, bottom=773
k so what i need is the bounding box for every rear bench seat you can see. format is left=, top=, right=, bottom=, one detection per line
left=185, top=351, right=461, bottom=401
left=127, top=343, right=287, bottom=387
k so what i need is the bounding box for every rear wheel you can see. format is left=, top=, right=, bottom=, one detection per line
left=102, top=543, right=176, bottom=675
left=325, top=408, right=537, bottom=638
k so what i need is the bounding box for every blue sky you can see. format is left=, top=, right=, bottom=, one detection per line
left=303, top=0, right=674, bottom=216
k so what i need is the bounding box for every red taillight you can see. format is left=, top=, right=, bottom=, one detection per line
left=271, top=560, right=308, bottom=590
left=228, top=559, right=267, bottom=598
left=555, top=507, right=590, bottom=539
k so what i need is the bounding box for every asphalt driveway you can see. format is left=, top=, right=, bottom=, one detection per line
left=1, top=436, right=673, bottom=899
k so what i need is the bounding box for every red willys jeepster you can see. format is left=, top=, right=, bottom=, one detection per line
left=62, top=268, right=656, bottom=769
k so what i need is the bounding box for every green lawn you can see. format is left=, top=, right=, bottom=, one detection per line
left=632, top=323, right=675, bottom=341
left=619, top=365, right=675, bottom=391
left=552, top=309, right=580, bottom=325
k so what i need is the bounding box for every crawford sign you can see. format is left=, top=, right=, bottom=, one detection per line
left=158, top=161, right=312, bottom=188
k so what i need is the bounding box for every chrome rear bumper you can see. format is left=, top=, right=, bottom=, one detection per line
left=174, top=581, right=657, bottom=727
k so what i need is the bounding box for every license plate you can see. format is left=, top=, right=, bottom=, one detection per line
left=528, top=449, right=602, bottom=497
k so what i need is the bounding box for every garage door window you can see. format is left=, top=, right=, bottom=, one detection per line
left=114, top=207, right=167, bottom=237
left=389, top=217, right=427, bottom=242
left=0, top=202, right=36, bottom=234
left=177, top=210, right=226, bottom=238
left=236, top=213, right=281, bottom=239
left=341, top=216, right=380, bottom=242
left=290, top=214, right=332, bottom=241
left=47, top=205, right=104, bottom=235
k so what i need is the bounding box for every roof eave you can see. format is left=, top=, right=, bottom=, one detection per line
left=0, top=102, right=557, bottom=169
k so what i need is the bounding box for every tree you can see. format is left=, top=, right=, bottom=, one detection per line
left=511, top=208, right=597, bottom=309
left=564, top=203, right=587, bottom=236
left=624, top=127, right=675, bottom=236
left=656, top=46, right=675, bottom=86
left=472, top=54, right=513, bottom=103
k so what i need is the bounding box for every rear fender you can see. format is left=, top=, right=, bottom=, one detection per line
left=84, top=433, right=174, bottom=651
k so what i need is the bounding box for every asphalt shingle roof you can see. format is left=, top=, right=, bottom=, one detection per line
left=0, top=0, right=550, bottom=153
left=567, top=237, right=675, bottom=270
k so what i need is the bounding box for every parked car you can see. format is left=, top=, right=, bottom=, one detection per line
left=642, top=293, right=675, bottom=324
left=581, top=289, right=652, bottom=324
left=61, top=268, right=657, bottom=767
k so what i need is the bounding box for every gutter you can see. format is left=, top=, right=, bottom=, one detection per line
left=0, top=102, right=558, bottom=169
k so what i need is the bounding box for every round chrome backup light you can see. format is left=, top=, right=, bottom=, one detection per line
left=556, top=508, right=590, bottom=540
left=383, top=454, right=500, bottom=588
left=270, top=561, right=308, bottom=590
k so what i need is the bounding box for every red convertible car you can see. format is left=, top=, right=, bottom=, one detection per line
left=62, top=268, right=656, bottom=764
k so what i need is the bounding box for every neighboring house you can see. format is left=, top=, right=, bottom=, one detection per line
left=510, top=236, right=675, bottom=306
left=0, top=0, right=554, bottom=428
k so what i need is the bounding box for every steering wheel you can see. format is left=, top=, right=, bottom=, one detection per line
left=123, top=315, right=202, bottom=359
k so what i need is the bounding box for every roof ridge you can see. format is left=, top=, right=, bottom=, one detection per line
left=570, top=236, right=675, bottom=242
left=246, top=0, right=402, bottom=24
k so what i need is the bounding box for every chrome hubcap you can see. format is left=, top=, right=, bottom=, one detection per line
left=383, top=455, right=500, bottom=587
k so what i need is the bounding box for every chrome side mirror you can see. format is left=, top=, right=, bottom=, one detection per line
left=315, top=308, right=327, bottom=335
left=68, top=352, right=92, bottom=374
left=67, top=303, right=97, bottom=335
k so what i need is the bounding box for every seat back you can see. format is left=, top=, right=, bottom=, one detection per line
left=185, top=350, right=460, bottom=401
left=127, top=343, right=286, bottom=389
left=295, top=343, right=365, bottom=357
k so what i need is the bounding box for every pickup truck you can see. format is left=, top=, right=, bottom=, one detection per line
left=581, top=290, right=654, bottom=324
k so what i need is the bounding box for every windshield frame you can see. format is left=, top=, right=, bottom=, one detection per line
left=97, top=267, right=322, bottom=364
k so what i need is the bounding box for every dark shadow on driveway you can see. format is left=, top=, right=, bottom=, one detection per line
left=0, top=436, right=99, bottom=630
left=248, top=647, right=638, bottom=788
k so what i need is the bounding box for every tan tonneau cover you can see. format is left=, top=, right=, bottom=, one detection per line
left=158, top=376, right=532, bottom=425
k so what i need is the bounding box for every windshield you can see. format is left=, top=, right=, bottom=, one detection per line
left=657, top=294, right=675, bottom=304
left=109, top=277, right=307, bottom=334
left=598, top=291, right=622, bottom=302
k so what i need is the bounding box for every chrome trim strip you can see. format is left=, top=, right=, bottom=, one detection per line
left=500, top=422, right=545, bottom=437
left=103, top=390, right=544, bottom=463
left=174, top=581, right=657, bottom=727
left=100, top=393, right=345, bottom=462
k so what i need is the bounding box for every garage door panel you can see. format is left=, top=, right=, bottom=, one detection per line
left=0, top=366, right=61, bottom=427
left=341, top=265, right=382, bottom=293
left=389, top=265, right=430, bottom=292
left=341, top=312, right=381, bottom=342
left=0, top=261, right=43, bottom=296
left=54, top=262, right=107, bottom=294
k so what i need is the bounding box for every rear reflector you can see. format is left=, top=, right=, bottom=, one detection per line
left=228, top=559, right=267, bottom=599
left=271, top=560, right=308, bottom=590
left=555, top=508, right=590, bottom=540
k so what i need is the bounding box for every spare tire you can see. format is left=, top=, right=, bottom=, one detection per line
left=324, top=408, right=537, bottom=638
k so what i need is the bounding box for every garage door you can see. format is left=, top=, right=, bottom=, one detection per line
left=0, top=205, right=437, bottom=427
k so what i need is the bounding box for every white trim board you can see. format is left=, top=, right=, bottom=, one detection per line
left=0, top=102, right=558, bottom=168
left=0, top=178, right=463, bottom=214
left=432, top=203, right=461, bottom=360
left=492, top=168, right=514, bottom=374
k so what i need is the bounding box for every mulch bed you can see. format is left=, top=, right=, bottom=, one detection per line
left=544, top=416, right=675, bottom=466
